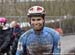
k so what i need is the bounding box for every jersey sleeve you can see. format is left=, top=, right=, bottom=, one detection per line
left=43, top=27, right=61, bottom=55
left=16, top=33, right=27, bottom=55
left=53, top=31, right=61, bottom=55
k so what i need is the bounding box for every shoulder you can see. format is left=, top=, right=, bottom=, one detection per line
left=43, top=27, right=58, bottom=34
left=44, top=27, right=60, bottom=40
left=22, top=29, right=33, bottom=36
left=19, top=29, right=33, bottom=41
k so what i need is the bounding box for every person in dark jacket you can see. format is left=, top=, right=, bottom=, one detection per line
left=10, top=21, right=24, bottom=55
left=0, top=17, right=12, bottom=55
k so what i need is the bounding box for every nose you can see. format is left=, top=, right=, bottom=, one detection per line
left=33, top=20, right=39, bottom=24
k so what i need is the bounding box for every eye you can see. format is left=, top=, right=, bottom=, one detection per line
left=32, top=19, right=35, bottom=21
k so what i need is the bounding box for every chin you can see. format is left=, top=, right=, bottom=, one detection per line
left=34, top=28, right=43, bottom=31
left=35, top=29, right=41, bottom=31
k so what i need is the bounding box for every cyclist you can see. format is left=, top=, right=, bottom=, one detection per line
left=16, top=6, right=60, bottom=55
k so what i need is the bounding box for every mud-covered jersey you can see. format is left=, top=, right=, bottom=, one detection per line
left=16, top=27, right=60, bottom=55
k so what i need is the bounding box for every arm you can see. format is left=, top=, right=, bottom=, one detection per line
left=16, top=42, right=23, bottom=55
left=16, top=29, right=32, bottom=55
left=53, top=32, right=61, bottom=55
left=16, top=34, right=27, bottom=55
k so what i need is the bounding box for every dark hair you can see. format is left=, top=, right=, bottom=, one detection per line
left=28, top=13, right=45, bottom=19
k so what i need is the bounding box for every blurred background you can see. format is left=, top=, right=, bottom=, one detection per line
left=0, top=0, right=75, bottom=34
left=0, top=0, right=75, bottom=54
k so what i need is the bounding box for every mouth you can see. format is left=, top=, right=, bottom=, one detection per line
left=34, top=24, right=41, bottom=27
left=33, top=24, right=43, bottom=30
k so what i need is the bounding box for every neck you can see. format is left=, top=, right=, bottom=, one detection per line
left=34, top=27, right=43, bottom=35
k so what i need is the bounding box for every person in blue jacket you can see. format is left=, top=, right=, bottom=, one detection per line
left=16, top=6, right=61, bottom=55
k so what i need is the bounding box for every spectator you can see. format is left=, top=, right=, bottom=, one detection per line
left=0, top=17, right=12, bottom=55
left=10, top=21, right=24, bottom=55
left=55, top=25, right=64, bottom=36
